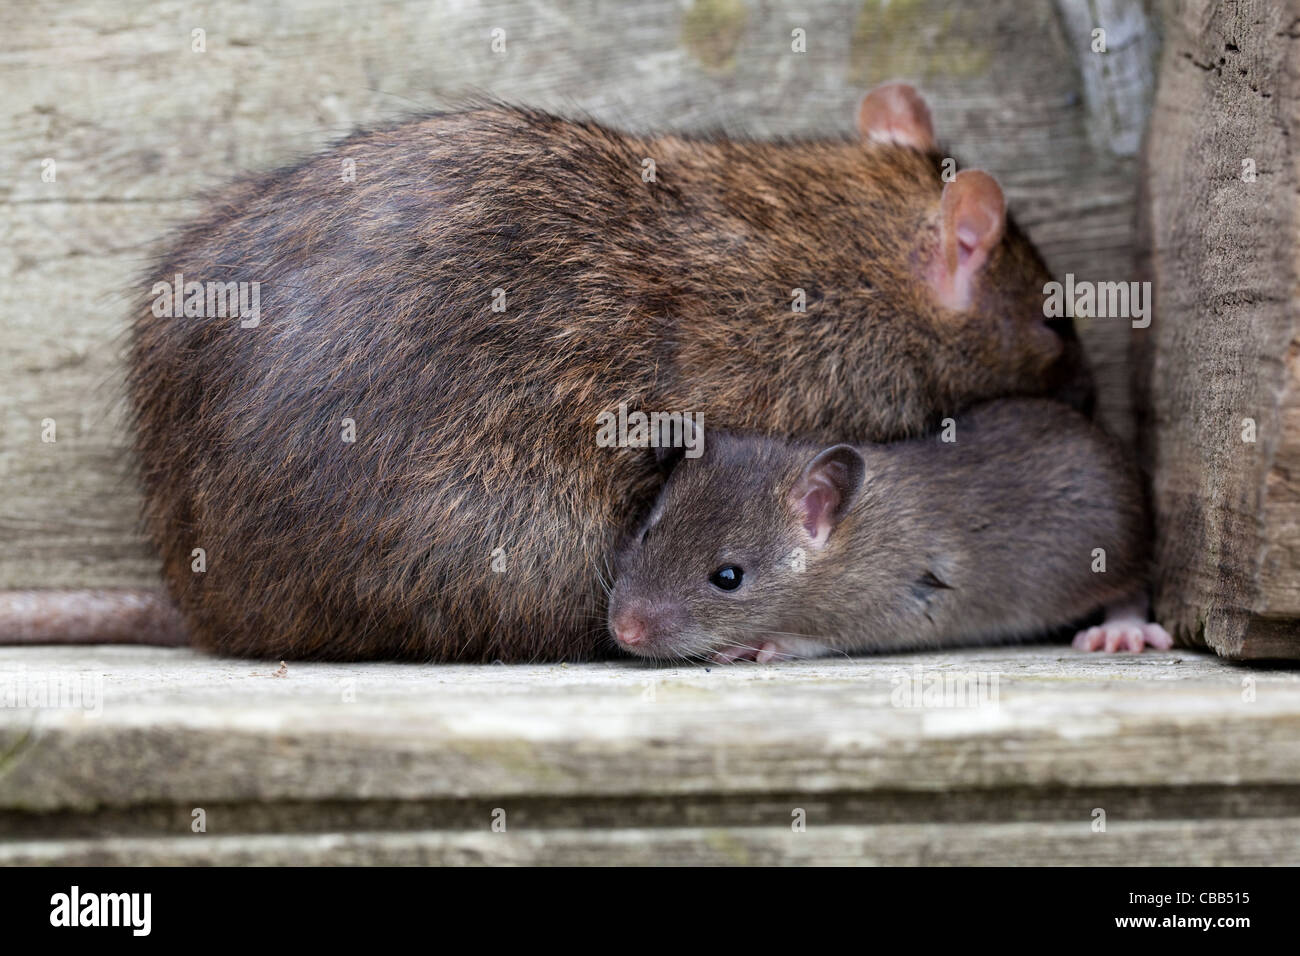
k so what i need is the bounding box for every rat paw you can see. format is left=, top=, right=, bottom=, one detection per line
left=711, top=636, right=828, bottom=664
left=1072, top=620, right=1172, bottom=653
left=711, top=642, right=789, bottom=664
left=712, top=643, right=762, bottom=664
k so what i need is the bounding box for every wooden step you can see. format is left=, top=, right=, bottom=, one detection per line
left=2, top=645, right=1298, bottom=864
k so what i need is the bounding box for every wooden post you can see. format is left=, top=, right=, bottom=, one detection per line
left=1138, top=0, right=1300, bottom=658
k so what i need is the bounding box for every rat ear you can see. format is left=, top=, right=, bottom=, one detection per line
left=856, top=83, right=936, bottom=152
left=927, top=169, right=1006, bottom=311
left=788, top=445, right=866, bottom=550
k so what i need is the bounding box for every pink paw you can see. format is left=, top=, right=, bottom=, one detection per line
left=712, top=643, right=761, bottom=664
left=1072, top=620, right=1172, bottom=653
left=711, top=636, right=828, bottom=664
left=713, top=642, right=789, bottom=664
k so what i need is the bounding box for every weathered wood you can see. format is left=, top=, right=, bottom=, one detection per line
left=8, top=783, right=1300, bottom=837
left=5, top=818, right=1298, bottom=866
left=0, top=0, right=1152, bottom=589
left=1137, top=0, right=1300, bottom=658
left=1, top=645, right=1298, bottom=864
left=11, top=644, right=1297, bottom=811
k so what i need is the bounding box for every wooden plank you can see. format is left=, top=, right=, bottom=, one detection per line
left=0, top=204, right=184, bottom=588
left=0, top=0, right=1153, bottom=588
left=4, top=645, right=1296, bottom=863
left=2, top=646, right=1297, bottom=812
left=1137, top=0, right=1300, bottom=658
left=7, top=784, right=1300, bottom=838
left=3, top=818, right=1297, bottom=866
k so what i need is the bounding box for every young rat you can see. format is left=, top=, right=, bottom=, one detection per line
left=108, top=85, right=1089, bottom=662
left=609, top=399, right=1170, bottom=663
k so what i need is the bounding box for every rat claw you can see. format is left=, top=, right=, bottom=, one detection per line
left=1072, top=626, right=1103, bottom=651
left=756, top=642, right=779, bottom=664
left=1142, top=622, right=1173, bottom=649
left=1074, top=620, right=1174, bottom=654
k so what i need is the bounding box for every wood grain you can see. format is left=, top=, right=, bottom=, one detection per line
left=1137, top=0, right=1300, bottom=658
left=4, top=818, right=1296, bottom=865
left=1, top=644, right=1297, bottom=864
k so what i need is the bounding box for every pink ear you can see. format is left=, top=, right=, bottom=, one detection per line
left=856, top=83, right=936, bottom=151
left=928, top=169, right=1006, bottom=311
left=788, top=446, right=866, bottom=549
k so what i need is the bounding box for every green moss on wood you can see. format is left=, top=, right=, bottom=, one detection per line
left=682, top=0, right=749, bottom=73
left=849, top=0, right=991, bottom=85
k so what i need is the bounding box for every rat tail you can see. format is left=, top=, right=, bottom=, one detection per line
left=0, top=589, right=189, bottom=646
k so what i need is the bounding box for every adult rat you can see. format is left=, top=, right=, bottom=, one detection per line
left=609, top=399, right=1171, bottom=662
left=8, top=85, right=1090, bottom=660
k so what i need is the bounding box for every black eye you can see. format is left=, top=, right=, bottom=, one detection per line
left=709, top=565, right=744, bottom=591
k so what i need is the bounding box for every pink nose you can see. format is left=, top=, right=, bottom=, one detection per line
left=613, top=615, right=648, bottom=648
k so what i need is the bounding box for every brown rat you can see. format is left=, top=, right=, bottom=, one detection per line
left=609, top=399, right=1169, bottom=663
left=68, top=85, right=1088, bottom=661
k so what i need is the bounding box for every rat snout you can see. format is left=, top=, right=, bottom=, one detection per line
left=609, top=598, right=681, bottom=656
left=612, top=613, right=649, bottom=648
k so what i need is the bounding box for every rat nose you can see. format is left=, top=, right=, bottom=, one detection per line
left=613, top=613, right=649, bottom=648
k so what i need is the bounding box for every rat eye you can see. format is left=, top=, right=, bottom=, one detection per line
left=709, top=565, right=744, bottom=591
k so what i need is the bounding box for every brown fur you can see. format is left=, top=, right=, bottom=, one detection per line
left=610, top=399, right=1146, bottom=661
left=126, top=104, right=1090, bottom=661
